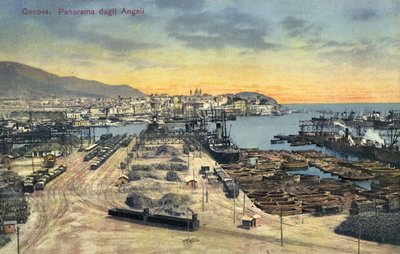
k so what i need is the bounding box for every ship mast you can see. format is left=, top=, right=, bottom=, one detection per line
left=382, top=124, right=400, bottom=148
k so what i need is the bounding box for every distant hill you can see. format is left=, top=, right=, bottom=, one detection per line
left=235, top=91, right=278, bottom=104
left=0, top=62, right=144, bottom=98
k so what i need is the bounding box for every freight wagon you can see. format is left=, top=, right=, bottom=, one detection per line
left=84, top=144, right=98, bottom=152
left=108, top=208, right=200, bottom=231
left=22, top=165, right=67, bottom=193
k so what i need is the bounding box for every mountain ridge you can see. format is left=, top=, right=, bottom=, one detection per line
left=0, top=61, right=145, bottom=98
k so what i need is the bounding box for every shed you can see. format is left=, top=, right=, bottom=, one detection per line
left=116, top=175, right=129, bottom=186
left=252, top=214, right=262, bottom=227
left=242, top=215, right=253, bottom=229
left=186, top=179, right=197, bottom=189
left=315, top=204, right=342, bottom=216
left=1, top=221, right=17, bottom=234
left=32, top=143, right=62, bottom=158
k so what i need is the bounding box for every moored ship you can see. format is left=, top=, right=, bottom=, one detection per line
left=373, top=147, right=400, bottom=166
left=203, top=121, right=240, bottom=164
left=202, top=109, right=240, bottom=164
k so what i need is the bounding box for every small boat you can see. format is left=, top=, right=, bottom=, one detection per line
left=273, top=134, right=289, bottom=140
left=290, top=141, right=312, bottom=146
left=281, top=160, right=309, bottom=170
left=271, top=139, right=285, bottom=144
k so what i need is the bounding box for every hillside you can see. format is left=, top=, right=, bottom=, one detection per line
left=235, top=91, right=278, bottom=104
left=0, top=62, right=144, bottom=98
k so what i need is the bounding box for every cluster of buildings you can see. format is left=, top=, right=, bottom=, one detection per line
left=0, top=91, right=281, bottom=126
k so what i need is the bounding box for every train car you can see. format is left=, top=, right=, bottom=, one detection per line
left=99, top=133, right=113, bottom=141
left=84, top=148, right=101, bottom=161
left=54, top=170, right=61, bottom=177
left=25, top=174, right=40, bottom=184
left=225, top=182, right=240, bottom=198
left=108, top=208, right=200, bottom=231
left=121, top=135, right=132, bottom=147
left=58, top=165, right=67, bottom=173
left=43, top=154, right=56, bottom=168
left=47, top=171, right=56, bottom=180
left=35, top=181, right=46, bottom=191
left=90, top=161, right=100, bottom=170
left=36, top=168, right=49, bottom=175
left=24, top=175, right=35, bottom=183
left=23, top=181, right=35, bottom=193
left=84, top=144, right=98, bottom=152
left=40, top=175, right=51, bottom=184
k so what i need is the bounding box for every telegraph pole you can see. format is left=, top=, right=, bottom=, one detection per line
left=243, top=191, right=246, bottom=213
left=358, top=220, right=361, bottom=254
left=188, top=152, right=194, bottom=180
left=31, top=152, right=34, bottom=173
left=125, top=147, right=129, bottom=174
left=205, top=185, right=208, bottom=203
left=202, top=183, right=205, bottom=211
left=280, top=207, right=283, bottom=246
left=233, top=183, right=236, bottom=225
left=17, top=226, right=20, bottom=254
left=199, top=145, right=202, bottom=158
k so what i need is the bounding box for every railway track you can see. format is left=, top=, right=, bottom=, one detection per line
left=19, top=150, right=128, bottom=252
left=20, top=193, right=49, bottom=250
left=67, top=149, right=126, bottom=212
left=20, top=154, right=82, bottom=251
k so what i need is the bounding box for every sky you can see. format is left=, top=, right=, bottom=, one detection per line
left=0, top=0, right=399, bottom=103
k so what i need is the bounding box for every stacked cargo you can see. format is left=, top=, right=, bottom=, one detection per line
left=0, top=172, right=30, bottom=225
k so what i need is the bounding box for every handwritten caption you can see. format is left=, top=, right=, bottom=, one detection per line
left=21, top=7, right=145, bottom=16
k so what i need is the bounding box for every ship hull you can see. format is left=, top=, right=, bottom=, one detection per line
left=203, top=143, right=240, bottom=164
left=324, top=140, right=400, bottom=166
left=373, top=148, right=400, bottom=166
left=325, top=140, right=374, bottom=159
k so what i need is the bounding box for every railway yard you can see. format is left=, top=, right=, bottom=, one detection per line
left=0, top=133, right=398, bottom=253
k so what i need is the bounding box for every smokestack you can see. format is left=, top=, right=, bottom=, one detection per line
left=216, top=123, right=222, bottom=140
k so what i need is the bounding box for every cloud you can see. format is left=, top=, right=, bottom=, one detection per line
left=320, top=40, right=356, bottom=48
left=351, top=8, right=379, bottom=21
left=297, top=39, right=357, bottom=51
left=166, top=7, right=281, bottom=51
left=37, top=16, right=160, bottom=53
left=281, top=16, right=306, bottom=30
left=155, top=0, right=205, bottom=10
left=1, top=0, right=160, bottom=53
left=319, top=39, right=400, bottom=70
left=281, top=16, right=321, bottom=38
left=77, top=31, right=159, bottom=53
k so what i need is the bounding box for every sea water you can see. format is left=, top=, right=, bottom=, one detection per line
left=97, top=103, right=400, bottom=190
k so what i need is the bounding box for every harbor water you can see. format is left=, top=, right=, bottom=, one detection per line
left=286, top=166, right=373, bottom=190
left=97, top=103, right=400, bottom=190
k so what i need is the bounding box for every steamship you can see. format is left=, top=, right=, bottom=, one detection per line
left=203, top=115, right=240, bottom=164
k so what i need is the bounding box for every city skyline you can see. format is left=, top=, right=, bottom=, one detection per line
left=0, top=0, right=399, bottom=103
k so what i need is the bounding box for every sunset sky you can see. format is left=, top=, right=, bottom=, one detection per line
left=0, top=0, right=399, bottom=103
